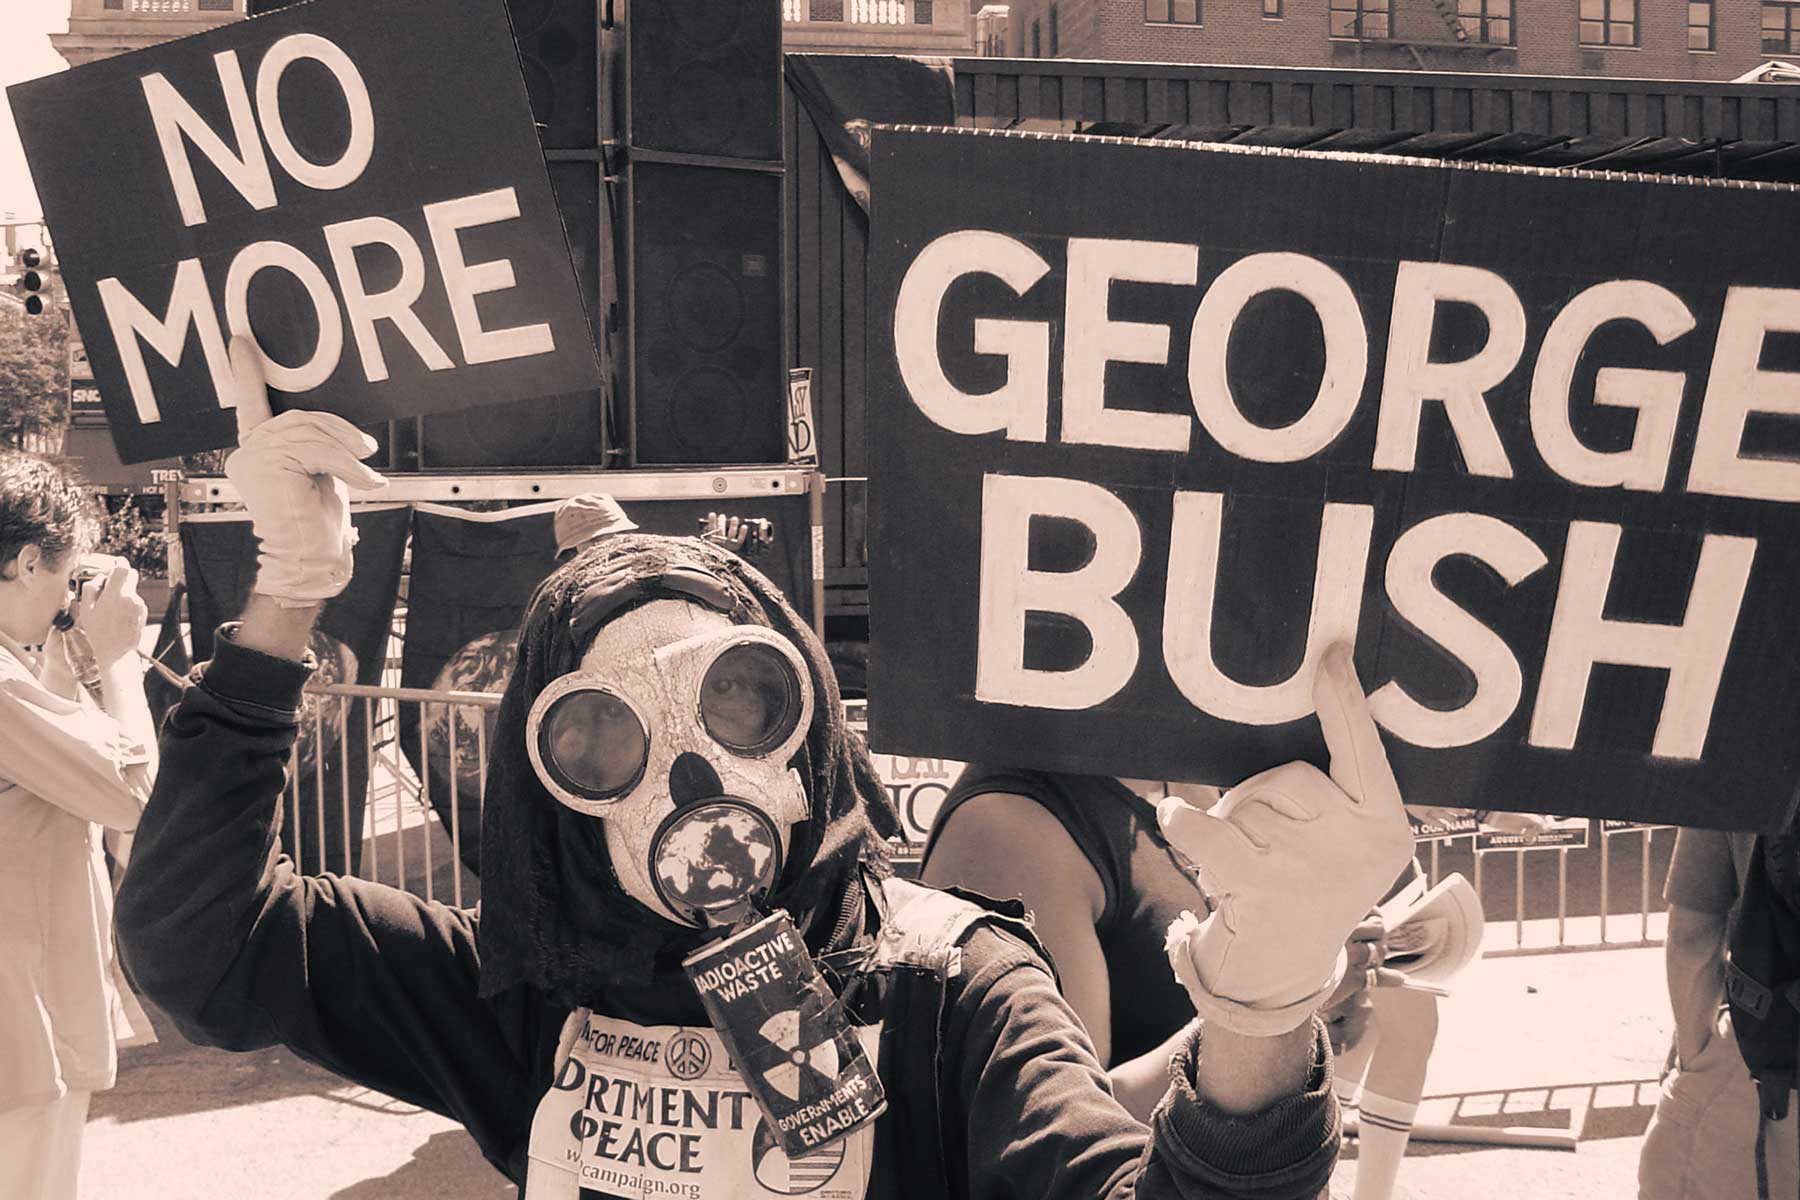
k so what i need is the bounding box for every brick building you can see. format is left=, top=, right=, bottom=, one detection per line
left=991, top=0, right=1785, bottom=81
left=783, top=0, right=978, bottom=52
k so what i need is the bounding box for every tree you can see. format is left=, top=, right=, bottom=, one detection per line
left=0, top=301, right=68, bottom=447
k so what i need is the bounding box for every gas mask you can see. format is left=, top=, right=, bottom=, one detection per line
left=526, top=599, right=814, bottom=928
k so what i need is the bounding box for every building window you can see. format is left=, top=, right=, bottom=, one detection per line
left=811, top=0, right=844, bottom=19
left=103, top=0, right=123, bottom=7
left=1264, top=0, right=1283, bottom=15
left=1687, top=1, right=1713, bottom=49
left=1456, top=0, right=1512, bottom=43
left=913, top=0, right=932, bottom=23
left=1145, top=0, right=1201, bottom=25
left=1766, top=2, right=1800, bottom=53
left=1329, top=0, right=1390, bottom=39
left=197, top=0, right=234, bottom=9
left=1031, top=18, right=1041, bottom=55
left=1579, top=0, right=1637, bottom=46
left=1048, top=3, right=1059, bottom=52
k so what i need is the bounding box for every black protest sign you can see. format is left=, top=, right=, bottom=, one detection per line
left=9, top=0, right=600, bottom=464
left=866, top=126, right=1800, bottom=832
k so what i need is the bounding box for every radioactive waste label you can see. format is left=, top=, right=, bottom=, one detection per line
left=684, top=912, right=887, bottom=1157
left=525, top=1011, right=876, bottom=1200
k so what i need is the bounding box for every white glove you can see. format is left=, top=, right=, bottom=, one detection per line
left=222, top=336, right=386, bottom=605
left=1159, top=643, right=1416, bottom=1036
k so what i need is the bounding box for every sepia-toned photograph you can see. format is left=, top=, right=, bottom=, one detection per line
left=1, top=2, right=1797, bottom=1197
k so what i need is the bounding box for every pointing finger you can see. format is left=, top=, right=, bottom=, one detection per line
left=1313, top=642, right=1401, bottom=812
left=229, top=336, right=273, bottom=440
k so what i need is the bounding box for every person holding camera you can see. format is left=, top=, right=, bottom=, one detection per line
left=0, top=450, right=157, bottom=1200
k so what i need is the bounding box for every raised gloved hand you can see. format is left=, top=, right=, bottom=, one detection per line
left=222, top=337, right=386, bottom=605
left=1160, top=643, right=1416, bottom=1036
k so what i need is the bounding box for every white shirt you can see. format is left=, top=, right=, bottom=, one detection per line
left=0, top=630, right=152, bottom=1110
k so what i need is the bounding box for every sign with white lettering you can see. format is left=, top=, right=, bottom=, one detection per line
left=525, top=1012, right=875, bottom=1200
left=866, top=126, right=1800, bottom=831
left=8, top=0, right=600, bottom=463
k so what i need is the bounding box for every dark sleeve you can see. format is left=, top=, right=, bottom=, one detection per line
left=944, top=928, right=1338, bottom=1200
left=115, top=631, right=540, bottom=1137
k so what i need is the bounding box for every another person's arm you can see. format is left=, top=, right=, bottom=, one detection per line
left=923, top=791, right=1183, bottom=1121
left=1661, top=827, right=1738, bottom=1067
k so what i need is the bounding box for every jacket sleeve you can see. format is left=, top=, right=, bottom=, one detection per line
left=114, top=630, right=538, bottom=1130
left=0, top=658, right=150, bottom=830
left=944, top=927, right=1339, bottom=1200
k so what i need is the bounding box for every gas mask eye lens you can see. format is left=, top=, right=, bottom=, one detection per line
left=539, top=689, right=648, bottom=799
left=700, top=644, right=803, bottom=755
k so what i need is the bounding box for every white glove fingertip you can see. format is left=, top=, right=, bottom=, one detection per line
left=228, top=336, right=274, bottom=438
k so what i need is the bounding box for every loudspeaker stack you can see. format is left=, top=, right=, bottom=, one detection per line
left=605, top=1, right=787, bottom=465
left=418, top=0, right=611, bottom=469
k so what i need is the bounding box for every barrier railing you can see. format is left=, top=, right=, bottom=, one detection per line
left=287, top=679, right=497, bottom=911
left=288, top=678, right=1672, bottom=956
left=1416, top=822, right=1673, bottom=956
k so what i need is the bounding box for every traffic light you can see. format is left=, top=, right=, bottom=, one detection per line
left=20, top=248, right=44, bottom=315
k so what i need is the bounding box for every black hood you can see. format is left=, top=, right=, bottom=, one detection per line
left=476, top=533, right=899, bottom=1010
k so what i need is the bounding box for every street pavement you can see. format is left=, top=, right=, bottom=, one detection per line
left=86, top=921, right=1670, bottom=1199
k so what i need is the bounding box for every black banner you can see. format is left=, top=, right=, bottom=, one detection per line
left=399, top=503, right=559, bottom=874
left=867, top=126, right=1800, bottom=832
left=183, top=504, right=408, bottom=872
left=9, top=0, right=600, bottom=463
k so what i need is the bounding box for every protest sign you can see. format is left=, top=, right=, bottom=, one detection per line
left=867, top=126, right=1800, bottom=831
left=527, top=1011, right=877, bottom=1200
left=9, top=0, right=600, bottom=463
left=1474, top=816, right=1590, bottom=853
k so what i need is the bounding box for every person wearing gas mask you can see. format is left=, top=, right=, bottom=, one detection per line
left=117, top=340, right=1416, bottom=1199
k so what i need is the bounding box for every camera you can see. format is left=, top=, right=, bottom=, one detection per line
left=51, top=565, right=107, bottom=632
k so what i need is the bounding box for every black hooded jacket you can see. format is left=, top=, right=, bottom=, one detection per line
left=116, top=536, right=1338, bottom=1199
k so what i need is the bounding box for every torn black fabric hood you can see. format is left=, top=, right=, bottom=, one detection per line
left=475, top=534, right=899, bottom=1010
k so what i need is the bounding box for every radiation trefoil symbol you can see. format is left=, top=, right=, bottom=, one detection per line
left=759, top=1010, right=838, bottom=1102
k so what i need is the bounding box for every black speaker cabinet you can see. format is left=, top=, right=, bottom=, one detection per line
left=508, top=0, right=599, bottom=149
left=614, top=0, right=783, bottom=162
left=627, top=161, right=785, bottom=465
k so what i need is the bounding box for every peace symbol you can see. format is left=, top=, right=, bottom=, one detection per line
left=667, top=1031, right=712, bottom=1081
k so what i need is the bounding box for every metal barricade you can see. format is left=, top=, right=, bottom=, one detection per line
left=286, top=672, right=1678, bottom=957
left=285, top=679, right=498, bottom=911
left=1417, top=822, right=1674, bottom=958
